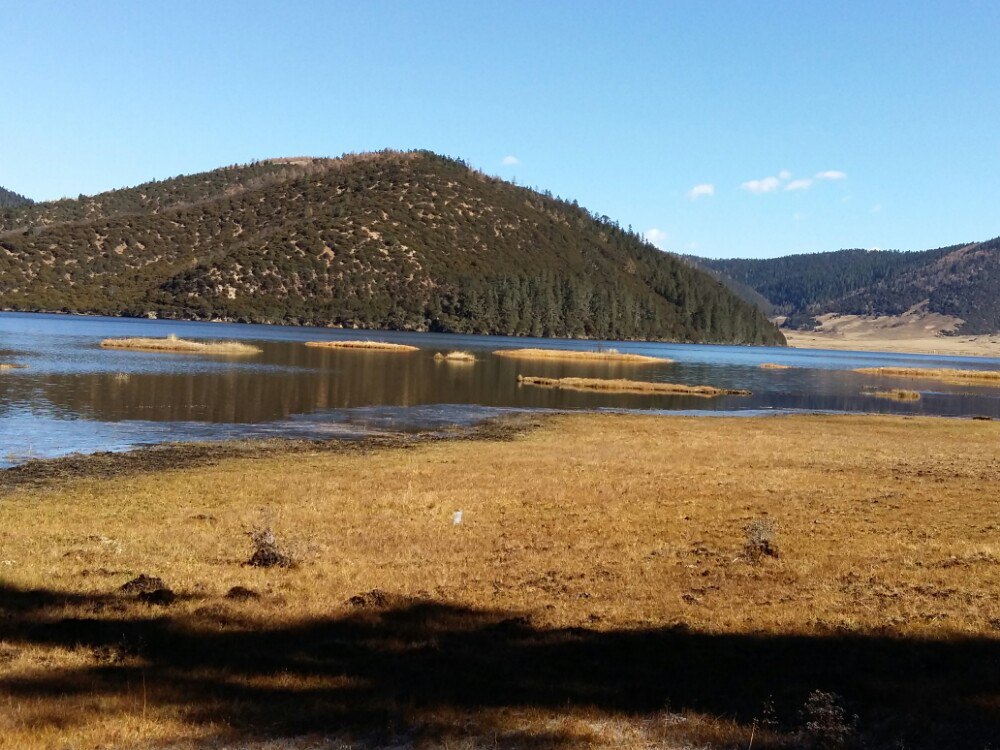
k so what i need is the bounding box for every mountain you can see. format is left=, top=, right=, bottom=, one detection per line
left=0, top=186, right=33, bottom=210
left=697, top=238, right=1000, bottom=334
left=0, top=151, right=784, bottom=345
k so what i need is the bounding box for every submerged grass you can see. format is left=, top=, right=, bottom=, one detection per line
left=304, top=340, right=419, bottom=352
left=494, top=347, right=669, bottom=363
left=434, top=350, right=476, bottom=362
left=100, top=336, right=261, bottom=355
left=855, top=366, right=1000, bottom=386
left=867, top=388, right=922, bottom=401
left=517, top=374, right=750, bottom=397
left=2, top=414, right=1000, bottom=748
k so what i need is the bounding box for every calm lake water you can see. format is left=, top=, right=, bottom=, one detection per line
left=1, top=312, right=999, bottom=466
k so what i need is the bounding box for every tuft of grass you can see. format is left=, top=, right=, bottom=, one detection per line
left=245, top=525, right=295, bottom=568
left=866, top=388, right=921, bottom=401
left=517, top=374, right=750, bottom=397
left=100, top=337, right=261, bottom=355
left=760, top=362, right=794, bottom=370
left=434, top=350, right=476, bottom=363
left=743, top=518, right=779, bottom=562
left=855, top=366, right=1000, bottom=386
left=494, top=347, right=670, bottom=363
left=0, top=362, right=27, bottom=371
left=305, top=340, right=419, bottom=352
left=799, top=690, right=858, bottom=749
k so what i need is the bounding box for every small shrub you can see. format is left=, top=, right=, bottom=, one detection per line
left=799, top=690, right=858, bottom=749
left=246, top=525, right=294, bottom=568
left=744, top=518, right=779, bottom=562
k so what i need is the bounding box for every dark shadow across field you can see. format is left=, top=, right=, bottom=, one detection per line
left=1, top=584, right=998, bottom=748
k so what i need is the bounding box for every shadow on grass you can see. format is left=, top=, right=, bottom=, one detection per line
left=1, top=583, right=999, bottom=748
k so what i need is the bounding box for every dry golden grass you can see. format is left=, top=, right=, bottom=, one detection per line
left=2, top=414, right=1000, bottom=748
left=0, top=363, right=27, bottom=371
left=517, top=374, right=750, bottom=397
left=100, top=336, right=261, bottom=355
left=304, top=340, right=419, bottom=352
left=434, top=350, right=476, bottom=362
left=759, top=362, right=793, bottom=370
left=855, top=366, right=1000, bottom=386
left=493, top=347, right=670, bottom=363
left=867, top=388, right=922, bottom=401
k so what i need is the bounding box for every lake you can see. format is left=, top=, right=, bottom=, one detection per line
left=1, top=311, right=998, bottom=466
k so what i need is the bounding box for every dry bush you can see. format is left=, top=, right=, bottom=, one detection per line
left=245, top=525, right=295, bottom=568
left=744, top=518, right=779, bottom=562
left=799, top=690, right=858, bottom=750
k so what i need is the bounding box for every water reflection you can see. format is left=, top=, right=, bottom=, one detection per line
left=1, top=312, right=998, bottom=464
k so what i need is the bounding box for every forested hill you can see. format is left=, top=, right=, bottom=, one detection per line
left=0, top=151, right=784, bottom=345
left=697, top=239, right=1000, bottom=333
left=0, top=186, right=33, bottom=210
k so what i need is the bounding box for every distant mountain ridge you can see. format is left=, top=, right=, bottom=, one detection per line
left=0, top=151, right=784, bottom=345
left=695, top=238, right=1000, bottom=334
left=0, top=186, right=32, bottom=210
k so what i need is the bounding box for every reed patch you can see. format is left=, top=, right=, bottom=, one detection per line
left=855, top=366, right=1000, bottom=386
left=494, top=347, right=670, bottom=363
left=100, top=335, right=261, bottom=355
left=517, top=374, right=750, bottom=397
left=434, top=350, right=476, bottom=362
left=304, top=340, right=419, bottom=352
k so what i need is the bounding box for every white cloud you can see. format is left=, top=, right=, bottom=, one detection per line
left=815, top=170, right=847, bottom=180
left=644, top=228, right=668, bottom=248
left=785, top=178, right=813, bottom=191
left=501, top=155, right=520, bottom=166
left=778, top=169, right=792, bottom=181
left=688, top=183, right=715, bottom=199
left=740, top=175, right=783, bottom=194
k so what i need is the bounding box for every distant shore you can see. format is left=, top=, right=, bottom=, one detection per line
left=784, top=329, right=1000, bottom=358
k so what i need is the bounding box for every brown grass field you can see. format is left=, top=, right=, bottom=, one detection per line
left=517, top=374, right=750, bottom=397
left=1, top=414, right=999, bottom=748
left=866, top=388, right=922, bottom=401
left=304, top=340, right=419, bottom=352
left=493, top=348, right=670, bottom=364
left=100, top=337, right=262, bottom=355
left=854, top=366, right=1000, bottom=386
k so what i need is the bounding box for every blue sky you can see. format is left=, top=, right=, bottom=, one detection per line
left=2, top=1, right=998, bottom=258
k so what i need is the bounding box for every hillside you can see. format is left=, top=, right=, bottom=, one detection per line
left=698, top=238, right=1000, bottom=334
left=0, top=186, right=33, bottom=210
left=0, top=151, right=784, bottom=345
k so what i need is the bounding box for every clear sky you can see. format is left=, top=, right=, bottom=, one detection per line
left=2, top=1, right=998, bottom=258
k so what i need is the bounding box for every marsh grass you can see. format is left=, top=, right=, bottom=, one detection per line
left=304, top=340, right=419, bottom=352
left=1, top=414, right=1000, bottom=748
left=866, top=388, right=921, bottom=401
left=434, top=350, right=476, bottom=362
left=100, top=337, right=261, bottom=355
left=855, top=366, right=1000, bottom=386
left=760, top=363, right=794, bottom=370
left=0, top=363, right=27, bottom=371
left=517, top=374, right=750, bottom=397
left=494, top=347, right=670, bottom=363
